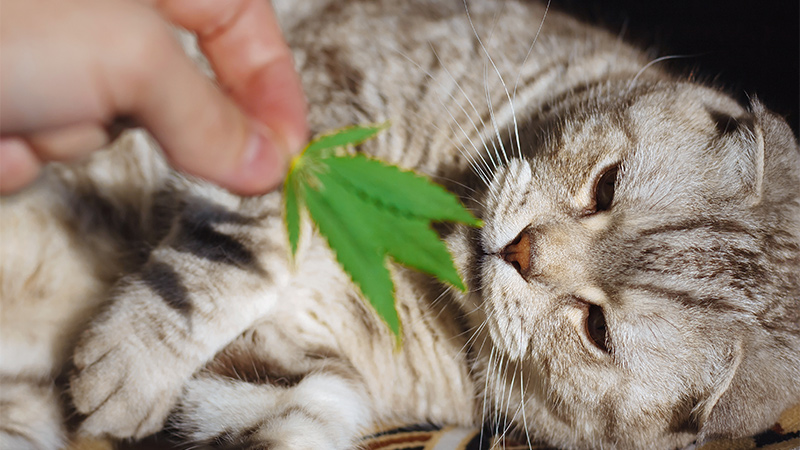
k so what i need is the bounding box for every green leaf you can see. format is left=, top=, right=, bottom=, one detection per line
left=303, top=178, right=401, bottom=337
left=304, top=122, right=389, bottom=159
left=283, top=123, right=482, bottom=340
left=315, top=168, right=466, bottom=291
left=284, top=173, right=301, bottom=257
left=323, top=155, right=482, bottom=226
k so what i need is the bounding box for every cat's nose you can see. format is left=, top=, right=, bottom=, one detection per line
left=500, top=230, right=531, bottom=276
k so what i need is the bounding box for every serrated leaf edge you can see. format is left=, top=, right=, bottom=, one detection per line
left=304, top=121, right=390, bottom=158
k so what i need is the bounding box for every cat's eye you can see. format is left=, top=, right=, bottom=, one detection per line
left=586, top=304, right=609, bottom=353
left=593, top=166, right=618, bottom=212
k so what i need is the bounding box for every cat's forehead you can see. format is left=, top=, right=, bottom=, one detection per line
left=528, top=83, right=753, bottom=200
left=544, top=83, right=747, bottom=161
left=627, top=84, right=747, bottom=144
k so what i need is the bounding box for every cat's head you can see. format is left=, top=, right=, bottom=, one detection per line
left=449, top=81, right=800, bottom=448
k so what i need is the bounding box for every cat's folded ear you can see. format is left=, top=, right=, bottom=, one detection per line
left=705, top=101, right=765, bottom=205
left=682, top=342, right=743, bottom=442
left=690, top=339, right=780, bottom=443
left=749, top=98, right=800, bottom=202
left=693, top=332, right=800, bottom=444
left=707, top=98, right=800, bottom=206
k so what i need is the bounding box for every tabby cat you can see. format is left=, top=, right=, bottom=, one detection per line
left=1, top=0, right=798, bottom=449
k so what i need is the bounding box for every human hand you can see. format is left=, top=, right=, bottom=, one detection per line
left=0, top=0, right=308, bottom=195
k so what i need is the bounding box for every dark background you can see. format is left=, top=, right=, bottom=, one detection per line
left=554, top=0, right=799, bottom=137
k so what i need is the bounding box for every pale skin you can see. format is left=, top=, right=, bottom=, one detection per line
left=0, top=0, right=309, bottom=196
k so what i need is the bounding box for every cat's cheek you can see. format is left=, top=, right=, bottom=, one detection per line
left=479, top=263, right=543, bottom=360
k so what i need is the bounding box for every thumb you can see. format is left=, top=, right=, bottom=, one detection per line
left=120, top=21, right=290, bottom=195
left=0, top=0, right=296, bottom=196
left=91, top=3, right=297, bottom=196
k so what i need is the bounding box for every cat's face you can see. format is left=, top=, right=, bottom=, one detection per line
left=449, top=81, right=800, bottom=448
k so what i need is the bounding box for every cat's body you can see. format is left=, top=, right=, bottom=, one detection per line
left=1, top=1, right=799, bottom=449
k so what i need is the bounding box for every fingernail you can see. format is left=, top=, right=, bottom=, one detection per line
left=219, top=128, right=288, bottom=196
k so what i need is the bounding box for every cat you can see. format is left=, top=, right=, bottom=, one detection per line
left=1, top=0, right=798, bottom=449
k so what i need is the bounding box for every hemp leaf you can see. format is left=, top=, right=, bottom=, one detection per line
left=283, top=123, right=482, bottom=339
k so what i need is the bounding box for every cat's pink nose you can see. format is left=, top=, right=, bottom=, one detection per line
left=500, top=231, right=531, bottom=276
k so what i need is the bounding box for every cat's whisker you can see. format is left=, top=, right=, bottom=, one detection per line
left=482, top=64, right=509, bottom=168
left=429, top=44, right=501, bottom=178
left=519, top=367, right=534, bottom=449
left=427, top=97, right=491, bottom=185
left=469, top=311, right=494, bottom=362
left=463, top=0, right=518, bottom=169
left=492, top=350, right=508, bottom=440
left=479, top=345, right=497, bottom=450
left=499, top=404, right=522, bottom=447
left=456, top=312, right=490, bottom=357
left=471, top=330, right=491, bottom=374
left=511, top=0, right=550, bottom=105
left=480, top=65, right=502, bottom=172
left=461, top=194, right=491, bottom=215
left=502, top=362, right=518, bottom=430
left=393, top=43, right=497, bottom=180
left=458, top=3, right=502, bottom=171
left=434, top=176, right=479, bottom=194
left=456, top=325, right=481, bottom=358
left=424, top=93, right=492, bottom=185
left=492, top=323, right=530, bottom=443
left=493, top=351, right=506, bottom=447
left=484, top=1, right=519, bottom=167
left=406, top=289, right=454, bottom=333
left=511, top=0, right=551, bottom=159
left=307, top=54, right=494, bottom=189
left=439, top=124, right=494, bottom=191
left=440, top=119, right=493, bottom=187
left=628, top=54, right=697, bottom=90
left=390, top=47, right=494, bottom=182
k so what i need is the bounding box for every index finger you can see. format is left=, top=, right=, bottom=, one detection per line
left=151, top=0, right=308, bottom=154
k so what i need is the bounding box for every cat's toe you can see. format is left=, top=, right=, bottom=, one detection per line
left=70, top=324, right=184, bottom=439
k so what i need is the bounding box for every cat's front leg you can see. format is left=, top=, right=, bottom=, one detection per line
left=174, top=326, right=373, bottom=450
left=70, top=194, right=291, bottom=439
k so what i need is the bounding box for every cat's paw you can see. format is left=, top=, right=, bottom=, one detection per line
left=201, top=408, right=348, bottom=450
left=70, top=337, right=178, bottom=439
left=70, top=308, right=192, bottom=439
left=178, top=371, right=370, bottom=450
left=0, top=380, right=65, bottom=450
left=250, top=413, right=344, bottom=450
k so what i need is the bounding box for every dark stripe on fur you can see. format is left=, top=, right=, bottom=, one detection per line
left=320, top=46, right=364, bottom=96
left=66, top=186, right=155, bottom=271
left=207, top=424, right=262, bottom=450
left=629, top=283, right=747, bottom=314
left=207, top=349, right=305, bottom=388
left=141, top=262, right=191, bottom=316
left=171, top=205, right=260, bottom=272
left=639, top=218, right=754, bottom=238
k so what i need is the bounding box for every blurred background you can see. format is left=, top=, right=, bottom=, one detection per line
left=555, top=0, right=799, bottom=136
